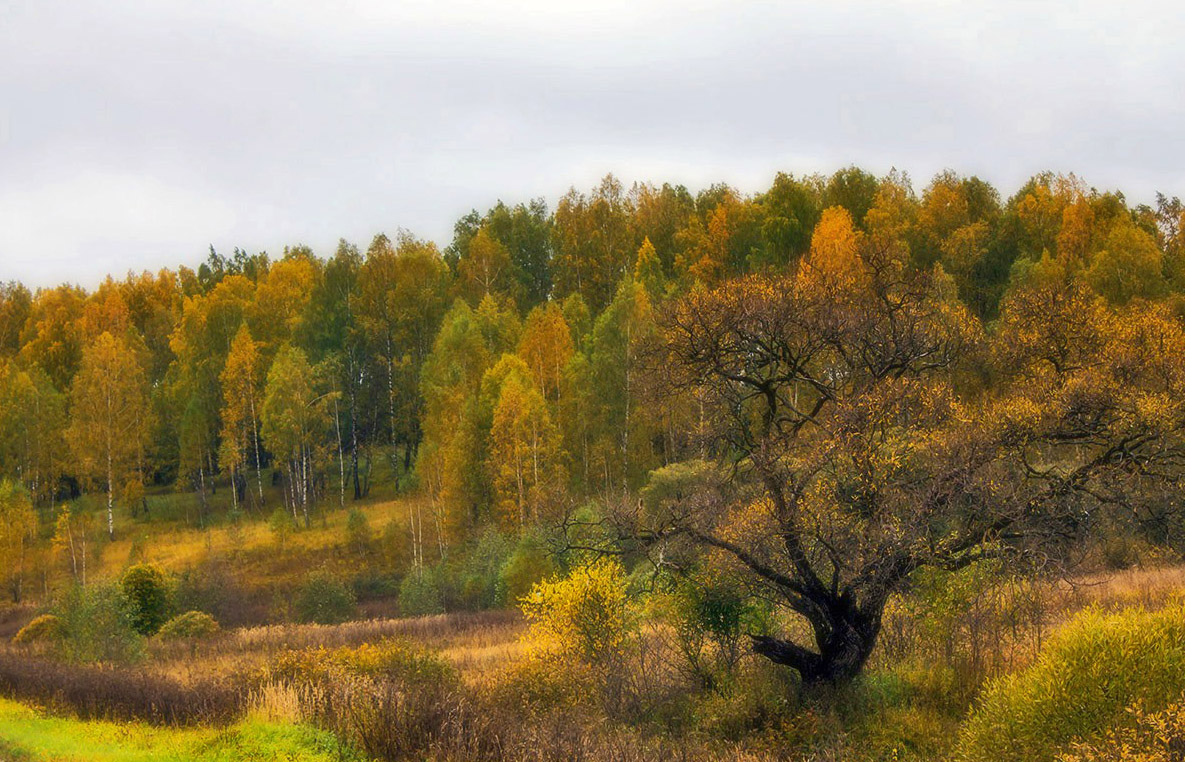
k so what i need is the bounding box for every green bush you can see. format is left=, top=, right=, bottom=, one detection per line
left=958, top=604, right=1185, bottom=762
left=120, top=563, right=171, bottom=636
left=269, top=507, right=295, bottom=548
left=173, top=560, right=242, bottom=626
left=351, top=570, right=399, bottom=601
left=157, top=610, right=221, bottom=640
left=295, top=571, right=357, bottom=625
left=500, top=533, right=557, bottom=606
left=11, top=614, right=64, bottom=645
left=666, top=570, right=764, bottom=694
left=57, top=583, right=143, bottom=663
left=399, top=569, right=445, bottom=617
left=458, top=530, right=512, bottom=609
left=345, top=508, right=371, bottom=556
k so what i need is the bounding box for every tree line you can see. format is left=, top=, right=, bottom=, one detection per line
left=1, top=166, right=1184, bottom=684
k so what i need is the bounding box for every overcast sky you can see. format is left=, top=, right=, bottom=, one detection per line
left=1, top=0, right=1183, bottom=289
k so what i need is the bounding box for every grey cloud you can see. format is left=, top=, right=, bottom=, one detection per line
left=1, top=0, right=1183, bottom=287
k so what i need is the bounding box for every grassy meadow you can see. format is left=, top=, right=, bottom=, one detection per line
left=2, top=483, right=1185, bottom=760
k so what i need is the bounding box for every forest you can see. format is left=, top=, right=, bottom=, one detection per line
left=1, top=166, right=1185, bottom=760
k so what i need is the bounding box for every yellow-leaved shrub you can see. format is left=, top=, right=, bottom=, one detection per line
left=520, top=557, right=634, bottom=668
left=515, top=558, right=636, bottom=715
left=958, top=604, right=1185, bottom=762
left=1058, top=699, right=1185, bottom=762
left=11, top=614, right=63, bottom=645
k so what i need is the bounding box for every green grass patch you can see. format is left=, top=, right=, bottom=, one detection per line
left=0, top=698, right=363, bottom=761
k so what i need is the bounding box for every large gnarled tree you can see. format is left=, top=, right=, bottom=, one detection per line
left=634, top=208, right=1185, bottom=686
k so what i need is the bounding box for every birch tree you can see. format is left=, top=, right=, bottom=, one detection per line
left=261, top=344, right=330, bottom=528
left=219, top=324, right=265, bottom=510
left=67, top=332, right=150, bottom=539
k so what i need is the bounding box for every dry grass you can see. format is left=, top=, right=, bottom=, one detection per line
left=0, top=650, right=242, bottom=725
left=1055, top=564, right=1185, bottom=613
left=98, top=495, right=427, bottom=582
left=145, top=610, right=525, bottom=687
left=0, top=560, right=1180, bottom=761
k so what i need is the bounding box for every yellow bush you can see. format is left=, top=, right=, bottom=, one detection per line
left=1059, top=699, right=1185, bottom=762
left=11, top=614, right=63, bottom=645
left=519, top=558, right=634, bottom=668
left=157, top=611, right=220, bottom=640
left=958, top=605, right=1185, bottom=762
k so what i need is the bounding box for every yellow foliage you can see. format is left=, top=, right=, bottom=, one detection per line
left=801, top=205, right=863, bottom=288
left=519, top=558, right=633, bottom=667
left=516, top=303, right=573, bottom=401
left=1059, top=700, right=1185, bottom=762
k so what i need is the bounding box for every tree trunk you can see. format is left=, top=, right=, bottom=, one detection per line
left=229, top=465, right=239, bottom=514
left=334, top=396, right=346, bottom=511
left=750, top=603, right=881, bottom=686
left=106, top=449, right=115, bottom=540
left=387, top=347, right=398, bottom=479
left=350, top=386, right=362, bottom=500
left=250, top=386, right=265, bottom=509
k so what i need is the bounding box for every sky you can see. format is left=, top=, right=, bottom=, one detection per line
left=1, top=0, right=1183, bottom=289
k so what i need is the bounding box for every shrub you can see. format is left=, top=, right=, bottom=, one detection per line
left=352, top=570, right=399, bottom=601
left=1059, top=698, right=1185, bottom=762
left=173, top=559, right=247, bottom=626
left=157, top=610, right=220, bottom=640
left=666, top=569, right=764, bottom=694
left=520, top=557, right=635, bottom=669
left=120, top=563, right=171, bottom=636
left=295, top=571, right=357, bottom=625
left=490, top=652, right=588, bottom=712
left=458, top=530, right=512, bottom=610
left=500, top=532, right=557, bottom=606
left=11, top=614, right=63, bottom=645
left=345, top=508, right=372, bottom=556
left=270, top=506, right=295, bottom=548
left=399, top=569, right=445, bottom=617
left=270, top=638, right=458, bottom=687
left=0, top=650, right=240, bottom=724
left=958, top=605, right=1185, bottom=762
left=56, top=583, right=143, bottom=663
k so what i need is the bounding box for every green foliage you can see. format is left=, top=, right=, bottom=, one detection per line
left=344, top=508, right=371, bottom=556
left=172, top=560, right=240, bottom=626
left=350, top=570, right=399, bottom=601
left=958, top=604, right=1185, bottom=762
left=120, top=563, right=171, bottom=636
left=500, top=532, right=558, bottom=605
left=11, top=614, right=63, bottom=645
left=56, top=583, right=143, bottom=663
left=269, top=506, right=295, bottom=548
left=457, top=529, right=513, bottom=609
left=585, top=276, right=658, bottom=491
left=399, top=568, right=445, bottom=617
left=294, top=571, right=357, bottom=625
left=157, top=610, right=220, bottom=640
left=666, top=570, right=766, bottom=694
left=884, top=558, right=1037, bottom=696
left=0, top=696, right=364, bottom=762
